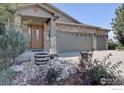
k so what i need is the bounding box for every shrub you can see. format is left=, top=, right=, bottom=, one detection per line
left=0, top=68, right=22, bottom=85
left=46, top=68, right=60, bottom=85
left=0, top=26, right=28, bottom=70
left=78, top=50, right=123, bottom=85
left=27, top=67, right=61, bottom=85
left=116, top=44, right=124, bottom=51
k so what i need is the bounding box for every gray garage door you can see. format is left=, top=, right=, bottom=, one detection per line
left=57, top=31, right=93, bottom=53
left=97, top=35, right=106, bottom=50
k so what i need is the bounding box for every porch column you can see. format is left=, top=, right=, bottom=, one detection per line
left=49, top=18, right=57, bottom=54
left=92, top=32, right=97, bottom=50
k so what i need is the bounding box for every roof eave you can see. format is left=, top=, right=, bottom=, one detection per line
left=56, top=21, right=110, bottom=32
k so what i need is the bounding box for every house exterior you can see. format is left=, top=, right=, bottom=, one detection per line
left=13, top=3, right=109, bottom=54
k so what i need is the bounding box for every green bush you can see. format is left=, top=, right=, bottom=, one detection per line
left=116, top=44, right=124, bottom=51
left=0, top=27, right=28, bottom=70
left=0, top=68, right=22, bottom=85
left=79, top=50, right=123, bottom=85
left=46, top=68, right=60, bottom=85
left=89, top=66, right=109, bottom=80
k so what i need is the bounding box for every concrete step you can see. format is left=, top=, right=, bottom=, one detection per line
left=31, top=48, right=44, bottom=52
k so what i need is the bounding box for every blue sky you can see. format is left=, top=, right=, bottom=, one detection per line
left=53, top=3, right=121, bottom=40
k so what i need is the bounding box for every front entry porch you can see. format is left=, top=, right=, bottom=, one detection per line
left=16, top=4, right=59, bottom=54
left=22, top=16, right=50, bottom=49
left=21, top=15, right=57, bottom=54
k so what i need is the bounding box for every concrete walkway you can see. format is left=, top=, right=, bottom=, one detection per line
left=15, top=51, right=33, bottom=64
left=15, top=50, right=48, bottom=64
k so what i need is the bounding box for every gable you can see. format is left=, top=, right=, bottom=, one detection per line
left=58, top=14, right=77, bottom=23
left=43, top=4, right=80, bottom=23
left=17, top=4, right=53, bottom=18
left=17, top=4, right=80, bottom=23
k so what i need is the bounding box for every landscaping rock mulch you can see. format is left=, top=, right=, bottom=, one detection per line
left=12, top=58, right=81, bottom=85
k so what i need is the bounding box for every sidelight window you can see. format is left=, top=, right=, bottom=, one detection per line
left=36, top=29, right=39, bottom=40
left=28, top=27, right=31, bottom=41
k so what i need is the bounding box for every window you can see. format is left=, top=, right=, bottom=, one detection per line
left=28, top=27, right=31, bottom=41
left=0, top=23, right=5, bottom=35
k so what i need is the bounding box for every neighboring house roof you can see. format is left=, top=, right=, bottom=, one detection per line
left=17, top=3, right=110, bottom=31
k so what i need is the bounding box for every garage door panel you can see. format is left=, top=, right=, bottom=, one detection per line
left=97, top=36, right=106, bottom=50
left=57, top=32, right=93, bottom=53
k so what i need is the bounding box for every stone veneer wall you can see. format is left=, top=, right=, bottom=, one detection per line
left=43, top=23, right=50, bottom=51
left=43, top=20, right=58, bottom=54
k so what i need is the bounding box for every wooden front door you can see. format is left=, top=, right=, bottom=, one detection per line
left=29, top=25, right=44, bottom=48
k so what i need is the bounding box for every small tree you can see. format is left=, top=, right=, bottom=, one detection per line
left=0, top=27, right=28, bottom=70
left=112, top=4, right=124, bottom=46
left=0, top=4, right=28, bottom=70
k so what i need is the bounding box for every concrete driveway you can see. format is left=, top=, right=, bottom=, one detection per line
left=60, top=50, right=124, bottom=76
